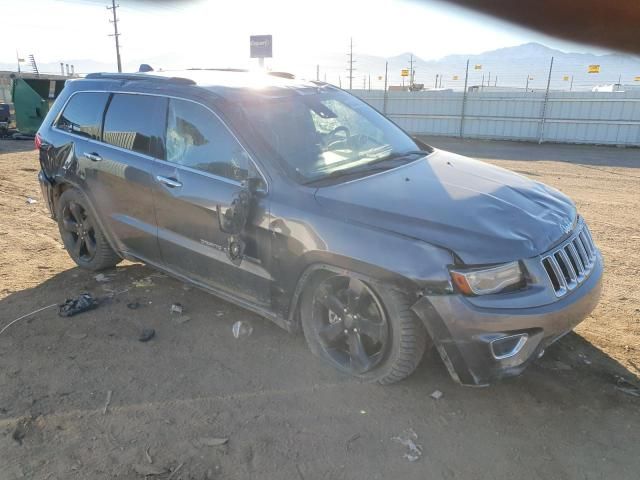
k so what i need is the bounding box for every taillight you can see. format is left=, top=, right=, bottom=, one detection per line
left=34, top=132, right=42, bottom=150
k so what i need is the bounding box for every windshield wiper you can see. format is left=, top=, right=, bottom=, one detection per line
left=303, top=150, right=430, bottom=186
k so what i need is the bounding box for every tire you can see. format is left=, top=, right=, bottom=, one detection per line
left=56, top=188, right=122, bottom=271
left=300, top=270, right=427, bottom=384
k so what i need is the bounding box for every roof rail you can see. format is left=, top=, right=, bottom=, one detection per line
left=84, top=72, right=196, bottom=85
left=187, top=68, right=249, bottom=73
left=268, top=71, right=295, bottom=79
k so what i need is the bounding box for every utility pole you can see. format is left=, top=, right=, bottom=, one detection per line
left=316, top=64, right=319, bottom=81
left=539, top=56, right=554, bottom=144
left=569, top=75, right=574, bottom=92
left=409, top=54, right=415, bottom=89
left=525, top=74, right=530, bottom=91
left=488, top=71, right=491, bottom=88
left=383, top=61, right=388, bottom=114
left=434, top=74, right=438, bottom=88
left=460, top=59, right=470, bottom=138
left=368, top=74, right=371, bottom=91
left=481, top=73, right=485, bottom=89
left=494, top=76, right=497, bottom=87
left=107, top=0, right=122, bottom=72
left=347, top=37, right=356, bottom=90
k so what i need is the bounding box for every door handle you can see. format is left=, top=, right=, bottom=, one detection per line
left=156, top=175, right=183, bottom=188
left=83, top=152, right=102, bottom=162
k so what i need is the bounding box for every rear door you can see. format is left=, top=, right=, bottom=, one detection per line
left=152, top=97, right=273, bottom=306
left=79, top=92, right=167, bottom=264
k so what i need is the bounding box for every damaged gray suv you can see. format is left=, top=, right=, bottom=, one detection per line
left=36, top=70, right=603, bottom=386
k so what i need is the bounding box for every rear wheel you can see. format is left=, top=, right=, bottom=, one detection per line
left=301, top=270, right=427, bottom=384
left=56, top=188, right=121, bottom=271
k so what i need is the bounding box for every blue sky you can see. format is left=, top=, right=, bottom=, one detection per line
left=1, top=0, right=603, bottom=73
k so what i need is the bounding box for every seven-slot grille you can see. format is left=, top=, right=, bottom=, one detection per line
left=541, top=222, right=598, bottom=297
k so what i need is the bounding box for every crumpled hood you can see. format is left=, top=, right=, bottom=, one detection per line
left=314, top=149, right=577, bottom=264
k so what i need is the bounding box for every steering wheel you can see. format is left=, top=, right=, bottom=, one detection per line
left=326, top=126, right=351, bottom=150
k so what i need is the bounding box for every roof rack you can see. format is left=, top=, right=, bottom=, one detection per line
left=84, top=72, right=196, bottom=86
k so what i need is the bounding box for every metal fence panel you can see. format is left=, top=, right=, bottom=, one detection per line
left=353, top=89, right=640, bottom=146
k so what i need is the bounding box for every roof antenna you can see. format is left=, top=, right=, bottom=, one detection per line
left=138, top=64, right=154, bottom=73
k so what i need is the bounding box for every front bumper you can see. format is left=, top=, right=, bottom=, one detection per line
left=412, top=252, right=603, bottom=386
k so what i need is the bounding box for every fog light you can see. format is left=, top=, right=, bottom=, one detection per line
left=490, top=334, right=528, bottom=360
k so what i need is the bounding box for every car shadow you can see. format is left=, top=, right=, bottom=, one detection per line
left=1, top=263, right=637, bottom=410
left=418, top=134, right=640, bottom=169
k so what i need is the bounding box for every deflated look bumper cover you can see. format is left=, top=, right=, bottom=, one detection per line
left=412, top=253, right=603, bottom=386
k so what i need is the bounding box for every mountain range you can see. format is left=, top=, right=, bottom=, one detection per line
left=2, top=42, right=639, bottom=91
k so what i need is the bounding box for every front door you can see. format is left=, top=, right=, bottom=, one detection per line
left=152, top=98, right=272, bottom=306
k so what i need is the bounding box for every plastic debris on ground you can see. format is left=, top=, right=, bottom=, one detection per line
left=430, top=390, right=443, bottom=400
left=615, top=376, right=640, bottom=397
left=170, top=303, right=183, bottom=315
left=94, top=273, right=113, bottom=282
left=138, top=328, right=155, bottom=342
left=392, top=428, right=423, bottom=462
left=198, top=437, right=229, bottom=447
left=132, top=277, right=154, bottom=288
left=25, top=197, right=37, bottom=204
left=232, top=320, right=253, bottom=339
left=59, top=293, right=98, bottom=317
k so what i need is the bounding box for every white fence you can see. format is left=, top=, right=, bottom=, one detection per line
left=352, top=90, right=640, bottom=146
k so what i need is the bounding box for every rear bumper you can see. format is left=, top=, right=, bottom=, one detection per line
left=412, top=253, right=603, bottom=386
left=38, top=170, right=56, bottom=219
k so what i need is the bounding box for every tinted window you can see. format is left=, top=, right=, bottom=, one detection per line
left=103, top=94, right=166, bottom=158
left=55, top=92, right=109, bottom=140
left=166, top=99, right=249, bottom=182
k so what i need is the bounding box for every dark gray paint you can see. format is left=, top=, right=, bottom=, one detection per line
left=36, top=72, right=603, bottom=385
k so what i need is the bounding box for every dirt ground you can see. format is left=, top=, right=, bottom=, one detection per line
left=0, top=137, right=638, bottom=480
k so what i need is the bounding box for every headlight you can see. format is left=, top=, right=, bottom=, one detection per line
left=450, top=261, right=524, bottom=296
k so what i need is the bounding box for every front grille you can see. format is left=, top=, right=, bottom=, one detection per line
left=541, top=222, right=598, bottom=297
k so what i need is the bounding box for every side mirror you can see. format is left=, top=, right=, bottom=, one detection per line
left=218, top=187, right=252, bottom=235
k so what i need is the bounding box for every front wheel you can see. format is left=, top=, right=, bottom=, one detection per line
left=301, top=271, right=427, bottom=384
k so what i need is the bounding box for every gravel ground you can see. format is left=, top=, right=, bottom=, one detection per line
left=0, top=137, right=638, bottom=480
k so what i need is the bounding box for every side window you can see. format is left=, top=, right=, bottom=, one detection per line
left=103, top=93, right=166, bottom=158
left=166, top=99, right=249, bottom=182
left=55, top=92, right=109, bottom=140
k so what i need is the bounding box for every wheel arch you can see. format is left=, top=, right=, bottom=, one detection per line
left=53, top=180, right=124, bottom=260
left=286, top=252, right=421, bottom=327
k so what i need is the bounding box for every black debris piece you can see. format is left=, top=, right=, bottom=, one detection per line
left=138, top=328, right=155, bottom=342
left=58, top=293, right=98, bottom=317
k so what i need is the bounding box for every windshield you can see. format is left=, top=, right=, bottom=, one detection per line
left=241, top=88, right=425, bottom=183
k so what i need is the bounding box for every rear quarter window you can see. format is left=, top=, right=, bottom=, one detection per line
left=55, top=92, right=109, bottom=140
left=103, top=93, right=167, bottom=158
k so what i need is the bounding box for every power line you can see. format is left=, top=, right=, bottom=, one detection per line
left=107, top=0, right=122, bottom=72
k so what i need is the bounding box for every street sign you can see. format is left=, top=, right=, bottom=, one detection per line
left=635, top=76, right=640, bottom=82
left=378, top=75, right=383, bottom=81
left=474, top=64, right=482, bottom=70
left=453, top=75, right=459, bottom=80
left=401, top=68, right=409, bottom=77
left=250, top=35, right=273, bottom=58
left=563, top=75, right=570, bottom=81
left=588, top=64, right=600, bottom=73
